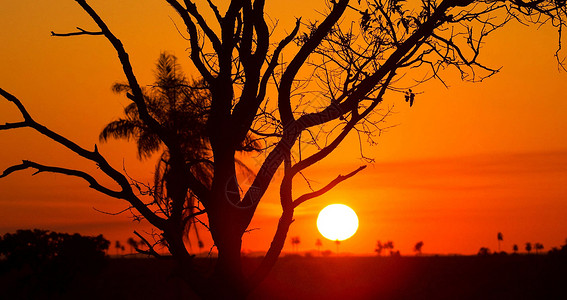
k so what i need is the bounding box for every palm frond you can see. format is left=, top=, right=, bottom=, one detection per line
left=154, top=52, right=186, bottom=91
left=111, top=82, right=132, bottom=94
left=136, top=129, right=162, bottom=159
left=123, top=102, right=139, bottom=118
left=99, top=119, right=143, bottom=142
left=153, top=151, right=170, bottom=212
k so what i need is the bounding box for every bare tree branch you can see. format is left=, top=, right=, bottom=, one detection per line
left=0, top=87, right=167, bottom=230
left=51, top=26, right=103, bottom=36
left=134, top=230, right=163, bottom=258
left=74, top=0, right=175, bottom=151
left=293, top=165, right=367, bottom=208
left=0, top=121, right=27, bottom=130
left=0, top=160, right=125, bottom=199
left=184, top=0, right=222, bottom=52
left=258, top=19, right=301, bottom=104
left=166, top=0, right=215, bottom=83
left=279, top=0, right=350, bottom=126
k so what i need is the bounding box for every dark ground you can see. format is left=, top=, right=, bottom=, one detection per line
left=1, top=255, right=566, bottom=299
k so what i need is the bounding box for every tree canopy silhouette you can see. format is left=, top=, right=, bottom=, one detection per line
left=1, top=0, right=566, bottom=298
left=0, top=229, right=109, bottom=297
left=414, top=241, right=424, bottom=255
left=0, top=229, right=109, bottom=269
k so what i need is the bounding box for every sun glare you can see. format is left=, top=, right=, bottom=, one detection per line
left=317, top=204, right=359, bottom=241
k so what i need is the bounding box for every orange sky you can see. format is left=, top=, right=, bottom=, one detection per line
left=1, top=1, right=566, bottom=256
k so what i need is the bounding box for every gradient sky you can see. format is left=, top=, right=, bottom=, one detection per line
left=1, top=1, right=566, bottom=256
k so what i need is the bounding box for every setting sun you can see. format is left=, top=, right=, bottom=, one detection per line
left=317, top=204, right=359, bottom=241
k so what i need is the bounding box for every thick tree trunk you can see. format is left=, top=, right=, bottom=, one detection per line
left=205, top=204, right=250, bottom=299
left=211, top=233, right=247, bottom=299
left=203, top=151, right=252, bottom=299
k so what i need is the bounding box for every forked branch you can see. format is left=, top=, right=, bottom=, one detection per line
left=72, top=0, right=174, bottom=151
left=51, top=26, right=103, bottom=36
left=292, top=165, right=367, bottom=208
left=0, top=160, right=125, bottom=199
left=0, top=87, right=167, bottom=230
left=134, top=230, right=163, bottom=258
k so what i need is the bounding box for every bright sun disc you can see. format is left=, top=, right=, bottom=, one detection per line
left=317, top=204, right=359, bottom=241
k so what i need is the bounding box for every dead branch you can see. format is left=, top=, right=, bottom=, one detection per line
left=0, top=87, right=167, bottom=230
left=293, top=165, right=367, bottom=208
left=51, top=27, right=103, bottom=36
left=134, top=230, right=162, bottom=258
left=0, top=160, right=125, bottom=199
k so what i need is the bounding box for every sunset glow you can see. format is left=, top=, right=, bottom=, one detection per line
left=0, top=1, right=566, bottom=257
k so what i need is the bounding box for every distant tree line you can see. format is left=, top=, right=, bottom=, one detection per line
left=478, top=232, right=567, bottom=256
left=0, top=229, right=109, bottom=298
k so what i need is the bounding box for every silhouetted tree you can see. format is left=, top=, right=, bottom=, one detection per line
left=414, top=241, right=424, bottom=256
left=548, top=247, right=560, bottom=255
left=497, top=232, right=503, bottom=252
left=375, top=240, right=396, bottom=255
left=0, top=229, right=109, bottom=297
left=513, top=244, right=519, bottom=254
left=375, top=241, right=384, bottom=256
left=526, top=242, right=533, bottom=254
left=534, top=243, right=544, bottom=254
left=114, top=241, right=124, bottom=256
left=384, top=241, right=395, bottom=255
left=315, top=239, right=323, bottom=255
left=0, top=229, right=109, bottom=268
left=478, top=247, right=491, bottom=256
left=291, top=236, right=301, bottom=252
left=335, top=240, right=341, bottom=254
left=127, top=237, right=139, bottom=254
left=2, top=0, right=566, bottom=298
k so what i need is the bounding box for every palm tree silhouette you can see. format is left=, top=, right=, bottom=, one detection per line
left=534, top=243, right=544, bottom=254
left=513, top=244, right=519, bottom=254
left=315, top=239, right=322, bottom=255
left=101, top=53, right=210, bottom=161
left=114, top=240, right=125, bottom=256
left=101, top=53, right=210, bottom=246
left=497, top=232, right=503, bottom=252
left=291, top=236, right=301, bottom=252
left=100, top=53, right=259, bottom=244
left=127, top=237, right=138, bottom=254
left=525, top=242, right=532, bottom=254
left=115, top=240, right=122, bottom=255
